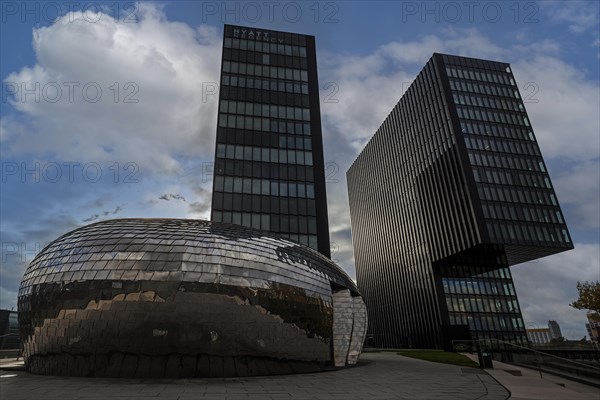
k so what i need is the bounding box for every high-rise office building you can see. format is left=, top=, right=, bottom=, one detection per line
left=548, top=320, right=563, bottom=340
left=347, top=53, right=573, bottom=349
left=586, top=312, right=600, bottom=343
left=526, top=328, right=551, bottom=345
left=211, top=25, right=330, bottom=257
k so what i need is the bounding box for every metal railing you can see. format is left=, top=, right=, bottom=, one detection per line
left=453, top=338, right=600, bottom=385
left=0, top=333, right=21, bottom=360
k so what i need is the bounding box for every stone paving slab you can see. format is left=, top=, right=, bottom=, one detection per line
left=479, top=359, right=599, bottom=400
left=1, top=352, right=507, bottom=400
left=462, top=353, right=600, bottom=400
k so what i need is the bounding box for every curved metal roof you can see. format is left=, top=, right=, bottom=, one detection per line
left=20, top=219, right=359, bottom=298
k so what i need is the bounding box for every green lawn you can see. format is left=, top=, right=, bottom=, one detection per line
left=397, top=350, right=479, bottom=368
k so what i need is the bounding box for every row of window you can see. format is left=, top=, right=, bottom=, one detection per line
left=223, top=61, right=308, bottom=81
left=214, top=176, right=315, bottom=198
left=453, top=92, right=524, bottom=112
left=477, top=183, right=557, bottom=206
left=442, top=278, right=515, bottom=296
left=482, top=203, right=564, bottom=225
left=465, top=136, right=541, bottom=157
left=461, top=121, right=536, bottom=142
left=442, top=55, right=509, bottom=70
left=220, top=100, right=310, bottom=121
left=222, top=74, right=309, bottom=95
left=472, top=333, right=528, bottom=344
left=218, top=113, right=312, bottom=135
left=212, top=211, right=319, bottom=243
left=473, top=167, right=550, bottom=189
left=458, top=106, right=529, bottom=127
left=224, top=48, right=308, bottom=71
left=216, top=144, right=314, bottom=166
left=446, top=66, right=515, bottom=86
left=449, top=313, right=525, bottom=332
left=219, top=135, right=312, bottom=153
left=450, top=78, right=519, bottom=99
left=468, top=150, right=544, bottom=172
left=215, top=159, right=315, bottom=182
left=224, top=38, right=307, bottom=58
left=213, top=193, right=317, bottom=217
left=442, top=266, right=510, bottom=280
left=486, top=221, right=571, bottom=244
left=446, top=295, right=520, bottom=314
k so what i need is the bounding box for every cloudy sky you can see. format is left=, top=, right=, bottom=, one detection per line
left=1, top=1, right=598, bottom=339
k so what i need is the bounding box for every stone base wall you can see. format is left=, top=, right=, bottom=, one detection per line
left=332, top=289, right=368, bottom=367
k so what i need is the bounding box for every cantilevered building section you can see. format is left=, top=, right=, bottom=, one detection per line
left=347, top=53, right=573, bottom=349
left=211, top=25, right=330, bottom=258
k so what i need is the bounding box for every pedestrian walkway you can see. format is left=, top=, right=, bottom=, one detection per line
left=463, top=353, right=599, bottom=400
left=487, top=360, right=599, bottom=400
left=3, top=352, right=598, bottom=399
left=1, top=352, right=506, bottom=400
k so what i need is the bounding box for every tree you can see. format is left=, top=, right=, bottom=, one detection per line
left=570, top=281, right=600, bottom=318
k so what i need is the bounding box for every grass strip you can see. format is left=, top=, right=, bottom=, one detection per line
left=397, top=350, right=479, bottom=368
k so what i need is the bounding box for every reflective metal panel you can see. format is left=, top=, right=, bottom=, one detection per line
left=18, top=218, right=366, bottom=377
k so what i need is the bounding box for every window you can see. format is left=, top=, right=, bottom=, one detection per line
left=306, top=184, right=315, bottom=199
left=271, top=182, right=279, bottom=196
left=261, top=180, right=270, bottom=195
left=251, top=214, right=261, bottom=229
left=234, top=177, right=243, bottom=193
left=305, top=152, right=313, bottom=166
left=224, top=177, right=234, bottom=192
left=252, top=179, right=261, bottom=195
left=261, top=214, right=270, bottom=230
left=242, top=178, right=254, bottom=194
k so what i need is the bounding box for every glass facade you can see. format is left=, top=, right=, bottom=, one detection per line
left=347, top=53, right=573, bottom=349
left=444, top=57, right=572, bottom=264
left=211, top=25, right=330, bottom=257
left=442, top=269, right=523, bottom=334
left=434, top=244, right=527, bottom=344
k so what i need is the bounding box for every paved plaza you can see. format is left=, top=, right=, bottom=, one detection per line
left=1, top=352, right=598, bottom=400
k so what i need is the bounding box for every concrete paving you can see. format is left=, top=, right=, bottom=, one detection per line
left=1, top=352, right=507, bottom=400
left=475, top=359, right=598, bottom=400
left=3, top=352, right=598, bottom=399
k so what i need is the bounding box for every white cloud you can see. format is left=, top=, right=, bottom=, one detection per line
left=552, top=161, right=600, bottom=230
left=2, top=7, right=598, bottom=340
left=317, top=29, right=516, bottom=147
left=320, top=29, right=599, bottom=161
left=511, top=56, right=600, bottom=161
left=512, top=243, right=600, bottom=339
left=542, top=1, right=600, bottom=33
left=3, top=3, right=222, bottom=175
left=317, top=28, right=599, bottom=339
left=0, top=288, right=18, bottom=311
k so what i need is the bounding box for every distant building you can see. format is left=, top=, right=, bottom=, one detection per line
left=527, top=328, right=551, bottom=344
left=586, top=312, right=600, bottom=342
left=0, top=309, right=20, bottom=355
left=548, top=320, right=562, bottom=340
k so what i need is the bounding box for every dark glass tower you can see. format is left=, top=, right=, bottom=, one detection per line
left=211, top=25, right=330, bottom=257
left=347, top=53, right=573, bottom=349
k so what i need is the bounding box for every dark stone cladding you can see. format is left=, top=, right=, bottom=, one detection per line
left=18, top=219, right=364, bottom=377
